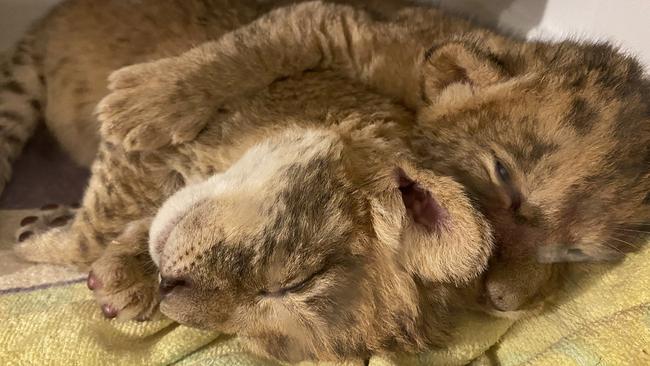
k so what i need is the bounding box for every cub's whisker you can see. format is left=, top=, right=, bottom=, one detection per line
left=613, top=228, right=650, bottom=234
left=599, top=242, right=627, bottom=256
left=607, top=237, right=640, bottom=251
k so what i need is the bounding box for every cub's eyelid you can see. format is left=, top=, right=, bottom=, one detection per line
left=283, top=265, right=330, bottom=294
left=261, top=266, right=328, bottom=297
left=281, top=276, right=313, bottom=294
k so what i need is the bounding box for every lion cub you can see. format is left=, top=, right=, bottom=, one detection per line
left=101, top=1, right=649, bottom=314
left=5, top=0, right=495, bottom=361
left=16, top=68, right=493, bottom=361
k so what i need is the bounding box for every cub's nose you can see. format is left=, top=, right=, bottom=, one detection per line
left=159, top=276, right=189, bottom=296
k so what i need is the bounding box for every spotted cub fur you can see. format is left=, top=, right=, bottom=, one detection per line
left=4, top=0, right=498, bottom=361
left=4, top=0, right=648, bottom=360
left=17, top=69, right=493, bottom=361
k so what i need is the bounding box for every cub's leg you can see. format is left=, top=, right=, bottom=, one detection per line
left=98, top=1, right=445, bottom=150
left=14, top=142, right=169, bottom=265
left=15, top=142, right=181, bottom=319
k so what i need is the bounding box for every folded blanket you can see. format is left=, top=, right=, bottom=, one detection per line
left=1, top=208, right=648, bottom=365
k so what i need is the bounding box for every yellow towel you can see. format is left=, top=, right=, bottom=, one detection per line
left=1, top=243, right=648, bottom=366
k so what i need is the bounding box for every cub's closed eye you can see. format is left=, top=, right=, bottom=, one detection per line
left=261, top=266, right=328, bottom=297
left=281, top=275, right=315, bottom=294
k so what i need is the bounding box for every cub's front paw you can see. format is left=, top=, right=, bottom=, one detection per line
left=97, top=57, right=216, bottom=151
left=86, top=219, right=160, bottom=321
left=88, top=250, right=160, bottom=321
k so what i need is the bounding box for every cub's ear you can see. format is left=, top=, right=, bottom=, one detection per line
left=396, top=168, right=447, bottom=231
left=422, top=41, right=508, bottom=100
left=369, top=164, right=493, bottom=284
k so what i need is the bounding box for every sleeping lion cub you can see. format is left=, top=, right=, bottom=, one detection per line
left=6, top=0, right=495, bottom=362
left=17, top=69, right=494, bottom=361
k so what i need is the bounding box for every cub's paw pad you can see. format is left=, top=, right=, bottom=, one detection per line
left=15, top=204, right=77, bottom=242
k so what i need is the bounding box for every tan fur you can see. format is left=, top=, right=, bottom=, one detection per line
left=3, top=0, right=496, bottom=360
left=99, top=1, right=649, bottom=313
left=146, top=114, right=492, bottom=361
left=0, top=0, right=270, bottom=192
left=5, top=0, right=648, bottom=360
left=13, top=43, right=494, bottom=362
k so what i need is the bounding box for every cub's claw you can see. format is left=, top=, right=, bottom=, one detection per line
left=101, top=304, right=118, bottom=319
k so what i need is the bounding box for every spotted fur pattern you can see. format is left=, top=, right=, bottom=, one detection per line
left=8, top=0, right=648, bottom=360
left=0, top=34, right=44, bottom=194
left=0, top=0, right=271, bottom=199
left=4, top=0, right=496, bottom=361
left=16, top=65, right=494, bottom=361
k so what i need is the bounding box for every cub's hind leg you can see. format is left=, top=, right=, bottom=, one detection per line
left=14, top=142, right=172, bottom=267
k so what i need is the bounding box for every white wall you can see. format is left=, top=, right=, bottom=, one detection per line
left=436, top=0, right=650, bottom=70
left=532, top=0, right=650, bottom=69
left=1, top=0, right=649, bottom=69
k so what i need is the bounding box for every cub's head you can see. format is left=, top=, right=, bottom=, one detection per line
left=413, top=39, right=649, bottom=313
left=148, top=126, right=492, bottom=362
